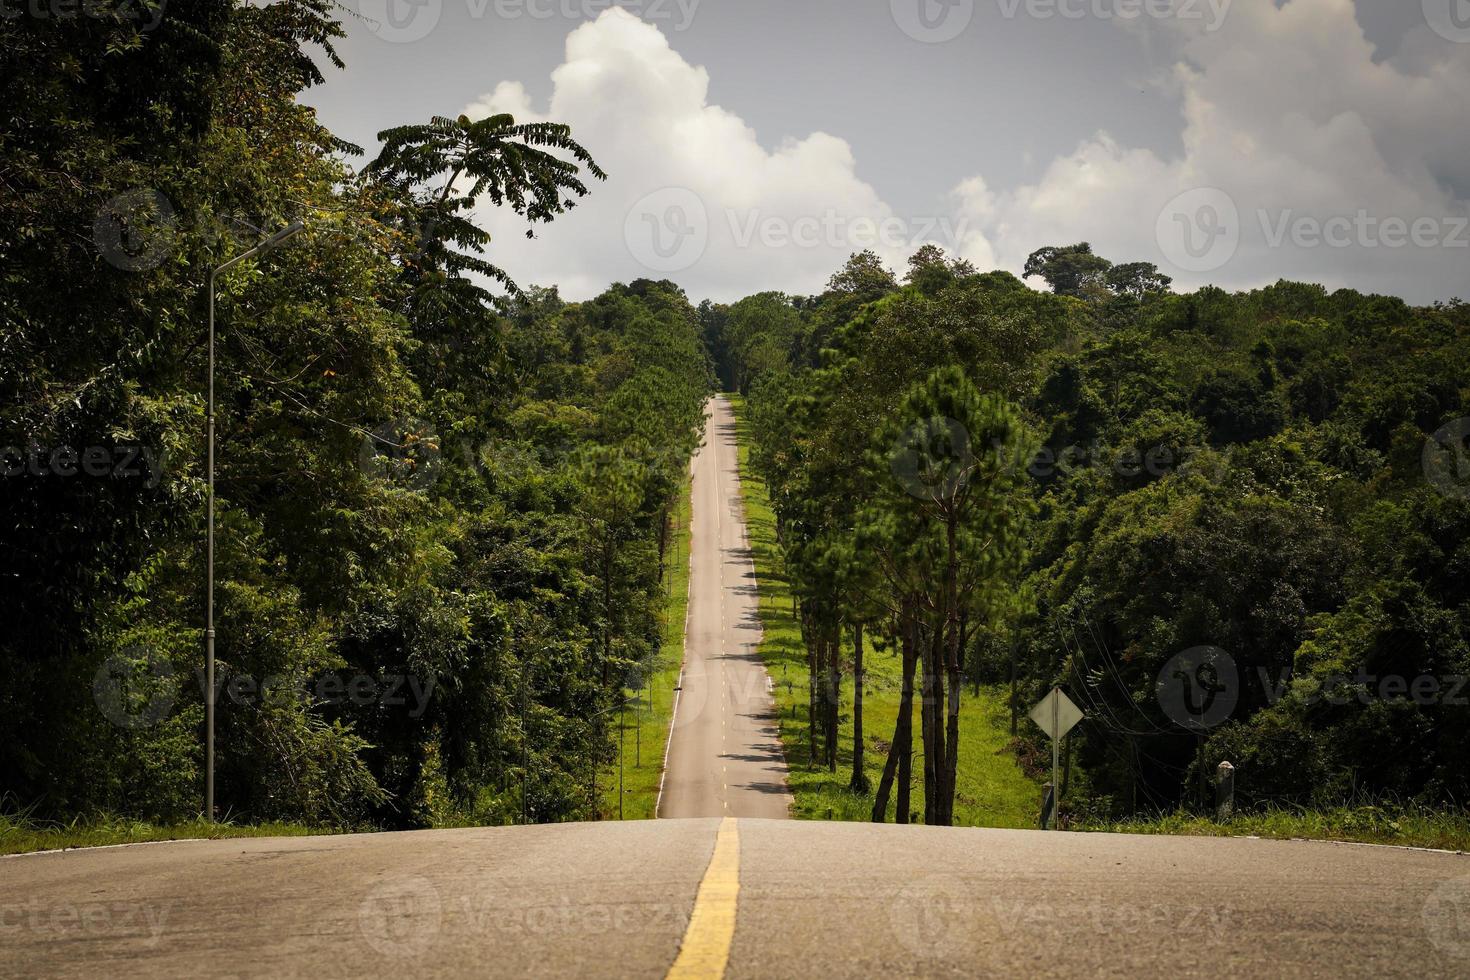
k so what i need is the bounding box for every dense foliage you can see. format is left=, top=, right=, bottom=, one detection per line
left=727, top=246, right=1469, bottom=821
left=4, top=2, right=1465, bottom=833
left=2, top=2, right=708, bottom=827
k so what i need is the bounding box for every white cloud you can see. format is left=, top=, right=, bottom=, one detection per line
left=468, top=2, right=1469, bottom=305
left=952, top=0, right=1470, bottom=302
left=465, top=8, right=930, bottom=301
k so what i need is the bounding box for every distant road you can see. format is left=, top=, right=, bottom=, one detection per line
left=5, top=820, right=1468, bottom=977
left=657, top=395, right=792, bottom=820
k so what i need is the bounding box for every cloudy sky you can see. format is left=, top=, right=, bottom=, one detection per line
left=304, top=0, right=1470, bottom=303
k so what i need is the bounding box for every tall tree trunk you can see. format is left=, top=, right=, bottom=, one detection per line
left=943, top=661, right=962, bottom=826
left=938, top=514, right=962, bottom=827
left=872, top=735, right=899, bottom=822
left=871, top=609, right=912, bottom=821
left=920, top=618, right=945, bottom=825
left=849, top=621, right=868, bottom=792
left=826, top=623, right=840, bottom=773
left=895, top=611, right=918, bottom=824
left=805, top=615, right=817, bottom=770
left=816, top=629, right=829, bottom=771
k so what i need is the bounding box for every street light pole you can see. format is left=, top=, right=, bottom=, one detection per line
left=585, top=695, right=633, bottom=821
left=205, top=220, right=303, bottom=821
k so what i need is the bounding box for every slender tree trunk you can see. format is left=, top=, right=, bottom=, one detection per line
left=871, top=611, right=910, bottom=821
left=920, top=618, right=945, bottom=825
left=849, top=621, right=868, bottom=792
left=938, top=514, right=962, bottom=827
left=816, top=629, right=828, bottom=770
left=826, top=623, right=840, bottom=773
left=872, top=736, right=898, bottom=822
left=895, top=611, right=918, bottom=824
left=805, top=615, right=817, bottom=770
left=943, top=662, right=962, bottom=826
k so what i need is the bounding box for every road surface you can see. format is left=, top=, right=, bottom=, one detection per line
left=658, top=396, right=792, bottom=820
left=5, top=819, right=1468, bottom=977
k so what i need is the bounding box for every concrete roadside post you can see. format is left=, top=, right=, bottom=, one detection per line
left=1216, top=761, right=1235, bottom=822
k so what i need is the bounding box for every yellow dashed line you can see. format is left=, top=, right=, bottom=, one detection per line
left=667, top=817, right=740, bottom=980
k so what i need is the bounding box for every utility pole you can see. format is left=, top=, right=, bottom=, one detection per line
left=204, top=219, right=303, bottom=822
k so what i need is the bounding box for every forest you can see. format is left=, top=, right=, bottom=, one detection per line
left=3, top=1, right=708, bottom=827
left=4, top=2, right=1466, bottom=834
left=724, top=244, right=1470, bottom=824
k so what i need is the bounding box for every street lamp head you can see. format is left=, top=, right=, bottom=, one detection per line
left=261, top=219, right=305, bottom=251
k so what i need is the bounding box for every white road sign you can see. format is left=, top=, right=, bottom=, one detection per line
left=1028, top=687, right=1083, bottom=741
left=1029, top=687, right=1084, bottom=830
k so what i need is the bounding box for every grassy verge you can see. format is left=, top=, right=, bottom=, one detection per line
left=1079, top=804, right=1470, bottom=852
left=726, top=394, right=1041, bottom=827
left=599, top=467, right=694, bottom=820
left=0, top=813, right=329, bottom=857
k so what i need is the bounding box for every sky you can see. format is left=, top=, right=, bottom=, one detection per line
left=303, top=0, right=1470, bottom=304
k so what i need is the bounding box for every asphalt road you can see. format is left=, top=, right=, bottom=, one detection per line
left=657, top=396, right=792, bottom=820
left=5, top=819, right=1468, bottom=978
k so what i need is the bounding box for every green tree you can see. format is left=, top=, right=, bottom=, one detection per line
left=1023, top=242, right=1113, bottom=299
left=871, top=367, right=1033, bottom=825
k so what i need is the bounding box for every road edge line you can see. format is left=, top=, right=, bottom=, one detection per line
left=656, top=404, right=706, bottom=819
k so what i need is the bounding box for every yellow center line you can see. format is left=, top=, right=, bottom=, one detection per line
left=666, top=817, right=741, bottom=980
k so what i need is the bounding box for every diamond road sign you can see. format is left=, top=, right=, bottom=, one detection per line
left=1028, top=687, right=1084, bottom=741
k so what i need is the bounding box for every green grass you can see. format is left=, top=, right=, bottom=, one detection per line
left=726, top=394, right=1041, bottom=827
left=598, top=468, right=694, bottom=820
left=0, top=813, right=329, bottom=857
left=1080, top=803, right=1470, bottom=852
